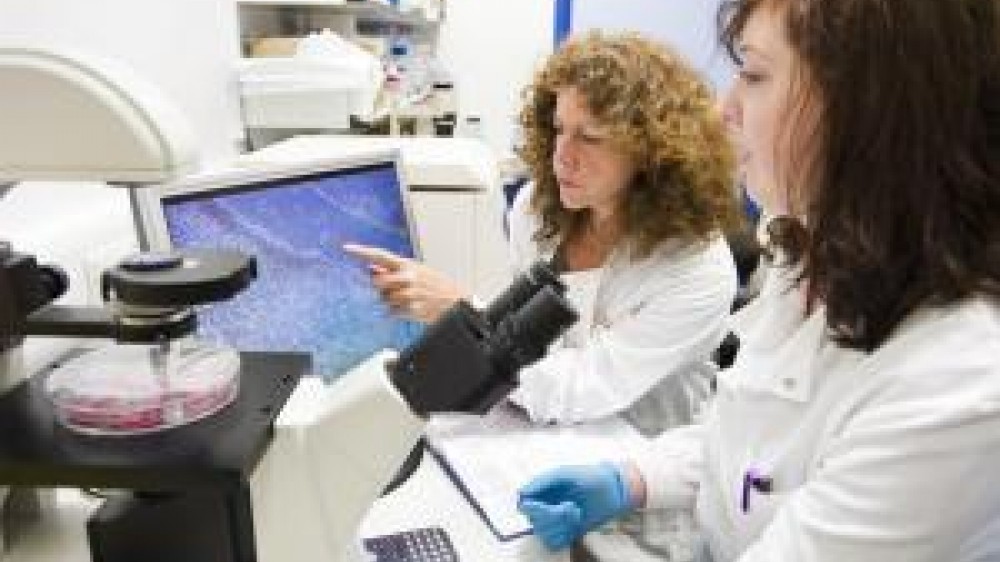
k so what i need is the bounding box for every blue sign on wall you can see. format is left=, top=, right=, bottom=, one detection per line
left=554, top=0, right=731, bottom=91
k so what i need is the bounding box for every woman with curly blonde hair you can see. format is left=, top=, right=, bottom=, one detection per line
left=508, top=30, right=739, bottom=562
left=520, top=31, right=740, bottom=263
left=348, top=30, right=741, bottom=560
left=499, top=31, right=740, bottom=427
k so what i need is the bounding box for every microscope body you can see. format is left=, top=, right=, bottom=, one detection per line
left=0, top=254, right=575, bottom=562
left=250, top=270, right=578, bottom=561
left=250, top=352, right=426, bottom=562
left=0, top=46, right=578, bottom=562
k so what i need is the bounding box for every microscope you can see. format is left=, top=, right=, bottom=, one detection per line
left=0, top=47, right=577, bottom=561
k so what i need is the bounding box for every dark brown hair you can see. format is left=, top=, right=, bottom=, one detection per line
left=518, top=31, right=742, bottom=258
left=720, top=0, right=1000, bottom=351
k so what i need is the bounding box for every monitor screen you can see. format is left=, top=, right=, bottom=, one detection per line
left=143, top=154, right=423, bottom=381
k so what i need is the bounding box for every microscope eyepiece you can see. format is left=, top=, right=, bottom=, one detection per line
left=487, top=284, right=577, bottom=375
left=390, top=261, right=578, bottom=416
left=483, top=260, right=565, bottom=328
left=475, top=260, right=577, bottom=375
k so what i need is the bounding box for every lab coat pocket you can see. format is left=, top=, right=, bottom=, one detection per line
left=737, top=489, right=788, bottom=539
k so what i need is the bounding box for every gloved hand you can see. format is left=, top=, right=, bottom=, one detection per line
left=517, top=462, right=635, bottom=551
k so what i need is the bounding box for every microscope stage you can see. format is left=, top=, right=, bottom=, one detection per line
left=0, top=352, right=307, bottom=492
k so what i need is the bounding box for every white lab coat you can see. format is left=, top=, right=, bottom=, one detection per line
left=504, top=184, right=737, bottom=562
left=505, top=184, right=738, bottom=429
left=635, top=264, right=1000, bottom=561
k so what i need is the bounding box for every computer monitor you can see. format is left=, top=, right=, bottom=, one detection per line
left=133, top=150, right=423, bottom=381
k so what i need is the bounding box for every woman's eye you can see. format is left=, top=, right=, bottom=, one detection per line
left=740, top=70, right=768, bottom=85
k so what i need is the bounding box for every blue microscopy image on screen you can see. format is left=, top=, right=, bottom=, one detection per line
left=164, top=162, right=423, bottom=381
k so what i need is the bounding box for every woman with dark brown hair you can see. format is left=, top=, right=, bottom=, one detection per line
left=517, top=1, right=1000, bottom=560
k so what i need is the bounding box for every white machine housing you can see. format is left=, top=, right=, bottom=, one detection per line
left=0, top=46, right=197, bottom=183
left=252, top=351, right=425, bottom=562
left=0, top=46, right=428, bottom=562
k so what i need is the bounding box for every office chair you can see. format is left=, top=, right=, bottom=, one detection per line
left=713, top=228, right=764, bottom=370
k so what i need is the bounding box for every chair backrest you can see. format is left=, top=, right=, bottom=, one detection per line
left=727, top=228, right=764, bottom=294
left=712, top=229, right=765, bottom=370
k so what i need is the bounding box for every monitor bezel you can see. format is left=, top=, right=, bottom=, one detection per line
left=132, top=148, right=422, bottom=261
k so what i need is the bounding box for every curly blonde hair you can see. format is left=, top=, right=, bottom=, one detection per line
left=518, top=31, right=741, bottom=258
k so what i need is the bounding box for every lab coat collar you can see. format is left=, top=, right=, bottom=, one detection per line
left=768, top=319, right=825, bottom=403
left=732, top=275, right=829, bottom=404
left=736, top=324, right=823, bottom=404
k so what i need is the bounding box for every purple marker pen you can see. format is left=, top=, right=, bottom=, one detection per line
left=741, top=468, right=774, bottom=513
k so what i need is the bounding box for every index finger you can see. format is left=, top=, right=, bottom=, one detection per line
left=342, top=243, right=408, bottom=271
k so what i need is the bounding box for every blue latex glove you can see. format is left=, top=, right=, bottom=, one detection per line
left=517, top=462, right=634, bottom=551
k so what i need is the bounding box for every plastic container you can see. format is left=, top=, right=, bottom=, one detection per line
left=431, top=81, right=456, bottom=121
left=238, top=33, right=382, bottom=129
left=388, top=41, right=413, bottom=97
left=45, top=339, right=240, bottom=436
left=387, top=38, right=433, bottom=102
left=385, top=67, right=404, bottom=136
left=239, top=59, right=373, bottom=129
left=459, top=115, right=483, bottom=139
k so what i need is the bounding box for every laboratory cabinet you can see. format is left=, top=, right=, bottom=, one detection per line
left=235, top=0, right=446, bottom=146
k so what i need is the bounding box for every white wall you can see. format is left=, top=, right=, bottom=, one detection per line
left=0, top=0, right=244, bottom=167
left=572, top=0, right=731, bottom=92
left=0, top=1, right=729, bottom=163
left=437, top=1, right=731, bottom=154
left=436, top=0, right=553, bottom=155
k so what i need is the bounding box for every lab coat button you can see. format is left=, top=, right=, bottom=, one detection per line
left=782, top=377, right=796, bottom=390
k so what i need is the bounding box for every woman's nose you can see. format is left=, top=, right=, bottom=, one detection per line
left=554, top=136, right=576, bottom=169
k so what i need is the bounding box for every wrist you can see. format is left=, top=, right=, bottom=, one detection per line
left=619, top=461, right=647, bottom=509
left=599, top=461, right=640, bottom=516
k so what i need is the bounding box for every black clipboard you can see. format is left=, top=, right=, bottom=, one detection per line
left=426, top=444, right=534, bottom=542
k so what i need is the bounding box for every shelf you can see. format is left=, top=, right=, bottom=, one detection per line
left=237, top=0, right=441, bottom=28
left=238, top=0, right=351, bottom=5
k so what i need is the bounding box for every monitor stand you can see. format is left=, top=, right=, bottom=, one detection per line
left=0, top=351, right=308, bottom=562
